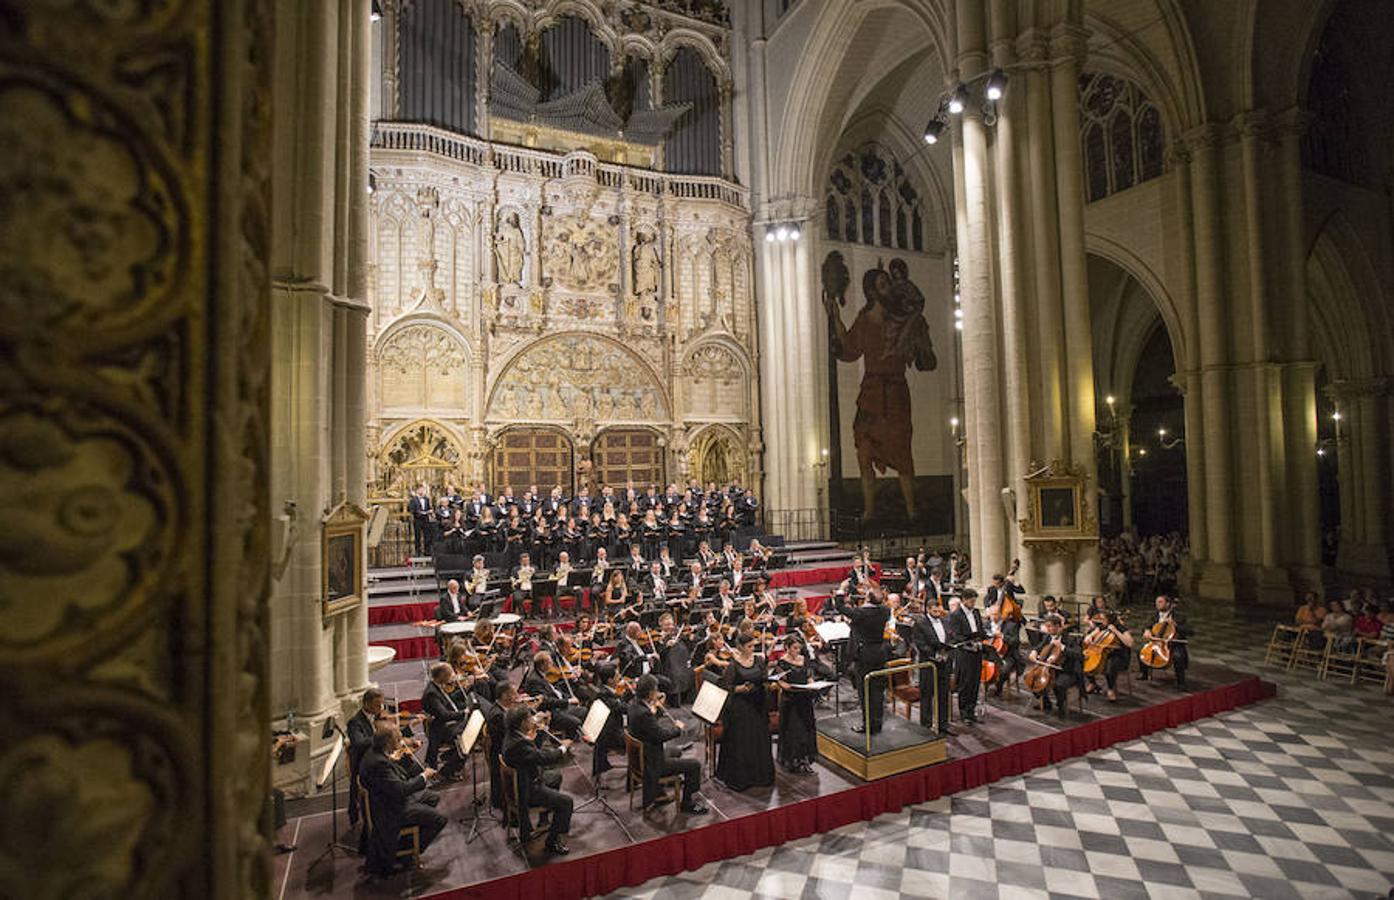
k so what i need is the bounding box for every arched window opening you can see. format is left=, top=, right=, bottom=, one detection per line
left=1078, top=71, right=1166, bottom=202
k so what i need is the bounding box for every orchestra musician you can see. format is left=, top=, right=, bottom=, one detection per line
left=1139, top=595, right=1190, bottom=688
left=511, top=552, right=536, bottom=616
left=1083, top=608, right=1135, bottom=701
left=466, top=555, right=490, bottom=606
left=848, top=587, right=891, bottom=734
left=909, top=602, right=953, bottom=734
left=1027, top=614, right=1083, bottom=716
left=552, top=551, right=575, bottom=617
left=361, top=723, right=445, bottom=877
left=984, top=571, right=1024, bottom=611
left=616, top=621, right=673, bottom=695
left=626, top=675, right=708, bottom=813
left=435, top=578, right=468, bottom=659
left=520, top=651, right=583, bottom=738
left=588, top=662, right=628, bottom=776
left=988, top=601, right=1024, bottom=697
left=421, top=662, right=473, bottom=777
left=602, top=569, right=629, bottom=621
left=947, top=588, right=987, bottom=725
left=346, top=687, right=385, bottom=826
left=655, top=612, right=695, bottom=703
left=697, top=539, right=720, bottom=571
left=500, top=706, right=574, bottom=855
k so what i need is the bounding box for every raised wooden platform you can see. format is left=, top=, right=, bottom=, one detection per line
left=816, top=715, right=948, bottom=781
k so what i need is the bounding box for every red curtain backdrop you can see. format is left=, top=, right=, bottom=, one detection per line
left=425, top=676, right=1275, bottom=900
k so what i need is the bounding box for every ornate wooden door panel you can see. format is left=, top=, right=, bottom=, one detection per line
left=593, top=429, right=664, bottom=489
left=491, top=429, right=574, bottom=492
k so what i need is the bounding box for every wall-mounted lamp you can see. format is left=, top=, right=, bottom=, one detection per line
left=1156, top=427, right=1184, bottom=451
left=1317, top=409, right=1346, bottom=458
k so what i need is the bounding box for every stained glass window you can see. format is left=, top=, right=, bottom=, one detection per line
left=1078, top=71, right=1166, bottom=201
left=823, top=142, right=928, bottom=250
left=826, top=195, right=840, bottom=241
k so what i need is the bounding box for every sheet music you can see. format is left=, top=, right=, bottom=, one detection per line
left=691, top=680, right=729, bottom=724
left=815, top=621, right=851, bottom=642
left=781, top=680, right=837, bottom=691
left=455, top=708, right=485, bottom=756
left=580, top=698, right=610, bottom=744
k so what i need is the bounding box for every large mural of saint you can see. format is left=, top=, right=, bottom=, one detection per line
left=822, top=251, right=938, bottom=523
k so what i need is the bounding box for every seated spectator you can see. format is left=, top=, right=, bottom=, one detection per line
left=1295, top=592, right=1327, bottom=629
left=1354, top=604, right=1383, bottom=639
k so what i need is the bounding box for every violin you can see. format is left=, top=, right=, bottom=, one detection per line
left=1022, top=637, right=1065, bottom=694
left=1139, top=617, right=1177, bottom=669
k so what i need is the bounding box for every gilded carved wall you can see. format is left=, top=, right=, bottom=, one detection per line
left=366, top=141, right=760, bottom=498
left=0, top=0, right=273, bottom=897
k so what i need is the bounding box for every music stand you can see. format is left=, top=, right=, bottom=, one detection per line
left=562, top=699, right=632, bottom=840
left=691, top=681, right=729, bottom=780
left=456, top=709, right=498, bottom=843
left=309, top=729, right=358, bottom=869
left=814, top=621, right=851, bottom=716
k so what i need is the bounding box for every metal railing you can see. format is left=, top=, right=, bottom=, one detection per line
left=762, top=508, right=829, bottom=543
left=371, top=121, right=749, bottom=210
left=861, top=660, right=942, bottom=755
left=369, top=516, right=416, bottom=569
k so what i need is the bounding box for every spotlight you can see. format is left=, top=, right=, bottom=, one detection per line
left=788, top=225, right=801, bottom=241
left=954, top=320, right=963, bottom=331
left=765, top=229, right=776, bottom=243
left=947, top=84, right=968, bottom=115
left=371, top=0, right=383, bottom=21
left=1138, top=448, right=1148, bottom=457
left=1317, top=448, right=1326, bottom=457
left=1158, top=428, right=1167, bottom=438
left=776, top=226, right=789, bottom=242
left=1105, top=394, right=1115, bottom=406
left=366, top=172, right=376, bottom=195
left=985, top=69, right=1008, bottom=101
left=953, top=308, right=963, bottom=319
left=953, top=292, right=961, bottom=304
left=923, top=118, right=946, bottom=144
left=950, top=417, right=959, bottom=428
left=1332, top=411, right=1342, bottom=421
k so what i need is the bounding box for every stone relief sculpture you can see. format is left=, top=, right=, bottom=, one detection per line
left=494, top=210, right=525, bottom=285
left=488, top=334, right=666, bottom=422
left=544, top=214, right=618, bottom=292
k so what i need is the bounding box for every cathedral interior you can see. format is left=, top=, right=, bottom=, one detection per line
left=3, top=0, right=1394, bottom=898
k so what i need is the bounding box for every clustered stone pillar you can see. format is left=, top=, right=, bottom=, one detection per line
left=950, top=5, right=1102, bottom=599
left=269, top=0, right=374, bottom=790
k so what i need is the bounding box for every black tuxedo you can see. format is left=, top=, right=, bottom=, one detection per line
left=1139, top=611, right=1190, bottom=686
left=346, top=709, right=376, bottom=824
left=519, top=670, right=582, bottom=737
left=437, top=591, right=467, bottom=622
left=626, top=698, right=701, bottom=806
left=948, top=605, right=987, bottom=721
left=909, top=614, right=953, bottom=732
left=409, top=495, right=434, bottom=554
left=848, top=602, right=890, bottom=732
left=359, top=749, right=446, bottom=875
left=421, top=681, right=471, bottom=770
left=501, top=730, right=572, bottom=840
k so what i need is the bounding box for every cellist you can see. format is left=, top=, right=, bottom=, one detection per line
left=1082, top=609, right=1134, bottom=701
left=1139, top=595, right=1190, bottom=688
left=1025, top=615, right=1082, bottom=717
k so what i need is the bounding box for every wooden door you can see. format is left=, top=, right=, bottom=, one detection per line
left=491, top=428, right=574, bottom=493
left=592, top=429, right=664, bottom=491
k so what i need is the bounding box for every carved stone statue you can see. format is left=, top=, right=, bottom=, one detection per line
left=494, top=211, right=525, bottom=285
left=631, top=230, right=660, bottom=299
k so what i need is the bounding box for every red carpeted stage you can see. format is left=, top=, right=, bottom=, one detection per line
left=274, top=663, right=1274, bottom=900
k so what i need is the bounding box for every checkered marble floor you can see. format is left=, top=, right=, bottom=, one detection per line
left=607, top=599, right=1394, bottom=900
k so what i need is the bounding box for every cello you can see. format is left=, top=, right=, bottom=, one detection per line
left=1082, top=613, right=1122, bottom=675
left=1022, top=635, right=1065, bottom=694
left=1139, top=617, right=1178, bottom=670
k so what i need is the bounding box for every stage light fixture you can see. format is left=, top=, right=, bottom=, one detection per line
left=985, top=69, right=1008, bottom=101
left=776, top=226, right=789, bottom=242
left=765, top=229, right=776, bottom=243
left=788, top=225, right=801, bottom=241
left=923, top=118, right=946, bottom=144
left=366, top=172, right=376, bottom=195
left=371, top=0, right=383, bottom=21
left=954, top=308, right=963, bottom=319
left=947, top=85, right=968, bottom=115
left=954, top=320, right=963, bottom=331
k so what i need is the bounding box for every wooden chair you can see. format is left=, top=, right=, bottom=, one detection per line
left=887, top=657, right=920, bottom=720
left=1321, top=636, right=1362, bottom=684
left=1289, top=631, right=1331, bottom=674
left=1264, top=625, right=1302, bottom=668
left=623, top=729, right=682, bottom=811
left=356, top=777, right=422, bottom=872
left=498, top=758, right=548, bottom=848
left=1353, top=638, right=1391, bottom=688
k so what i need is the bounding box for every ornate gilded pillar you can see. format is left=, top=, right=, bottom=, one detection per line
left=0, top=1, right=274, bottom=897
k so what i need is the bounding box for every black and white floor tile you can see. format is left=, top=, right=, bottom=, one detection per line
left=608, top=600, right=1394, bottom=900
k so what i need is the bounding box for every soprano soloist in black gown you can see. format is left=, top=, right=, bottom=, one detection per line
left=715, top=656, right=775, bottom=790
left=774, top=657, right=818, bottom=772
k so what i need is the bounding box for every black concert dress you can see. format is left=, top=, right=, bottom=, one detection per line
left=716, top=657, right=775, bottom=790
left=775, top=658, right=818, bottom=771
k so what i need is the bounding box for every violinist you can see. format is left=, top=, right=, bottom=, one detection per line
left=657, top=545, right=678, bottom=580
left=520, top=651, right=583, bottom=738
left=617, top=622, right=672, bottom=693
left=347, top=687, right=385, bottom=826
left=773, top=635, right=819, bottom=773
left=421, top=662, right=473, bottom=777
left=646, top=561, right=669, bottom=601
left=361, top=723, right=445, bottom=876
left=655, top=612, right=695, bottom=703
left=470, top=619, right=513, bottom=681
left=697, top=539, right=720, bottom=571
left=714, top=579, right=737, bottom=623
left=1139, top=595, right=1190, bottom=688
left=1037, top=595, right=1074, bottom=632
left=626, top=675, right=707, bottom=813
left=582, top=662, right=626, bottom=777
left=1083, top=609, right=1134, bottom=701
left=728, top=555, right=748, bottom=595
left=626, top=543, right=648, bottom=582
left=909, top=601, right=953, bottom=734
left=948, top=588, right=988, bottom=725
left=1026, top=615, right=1082, bottom=717
left=500, top=706, right=574, bottom=855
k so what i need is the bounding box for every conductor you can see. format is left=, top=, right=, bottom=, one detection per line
left=848, top=588, right=891, bottom=734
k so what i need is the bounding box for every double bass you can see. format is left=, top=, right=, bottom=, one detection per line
left=999, top=558, right=1025, bottom=623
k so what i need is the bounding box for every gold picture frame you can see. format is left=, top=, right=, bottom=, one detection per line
left=323, top=501, right=370, bottom=618
left=1020, top=461, right=1097, bottom=543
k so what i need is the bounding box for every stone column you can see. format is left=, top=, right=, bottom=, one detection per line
left=1049, top=23, right=1101, bottom=596
left=1185, top=125, right=1236, bottom=596
left=476, top=15, right=495, bottom=140
left=1330, top=379, right=1391, bottom=582
left=719, top=80, right=736, bottom=181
